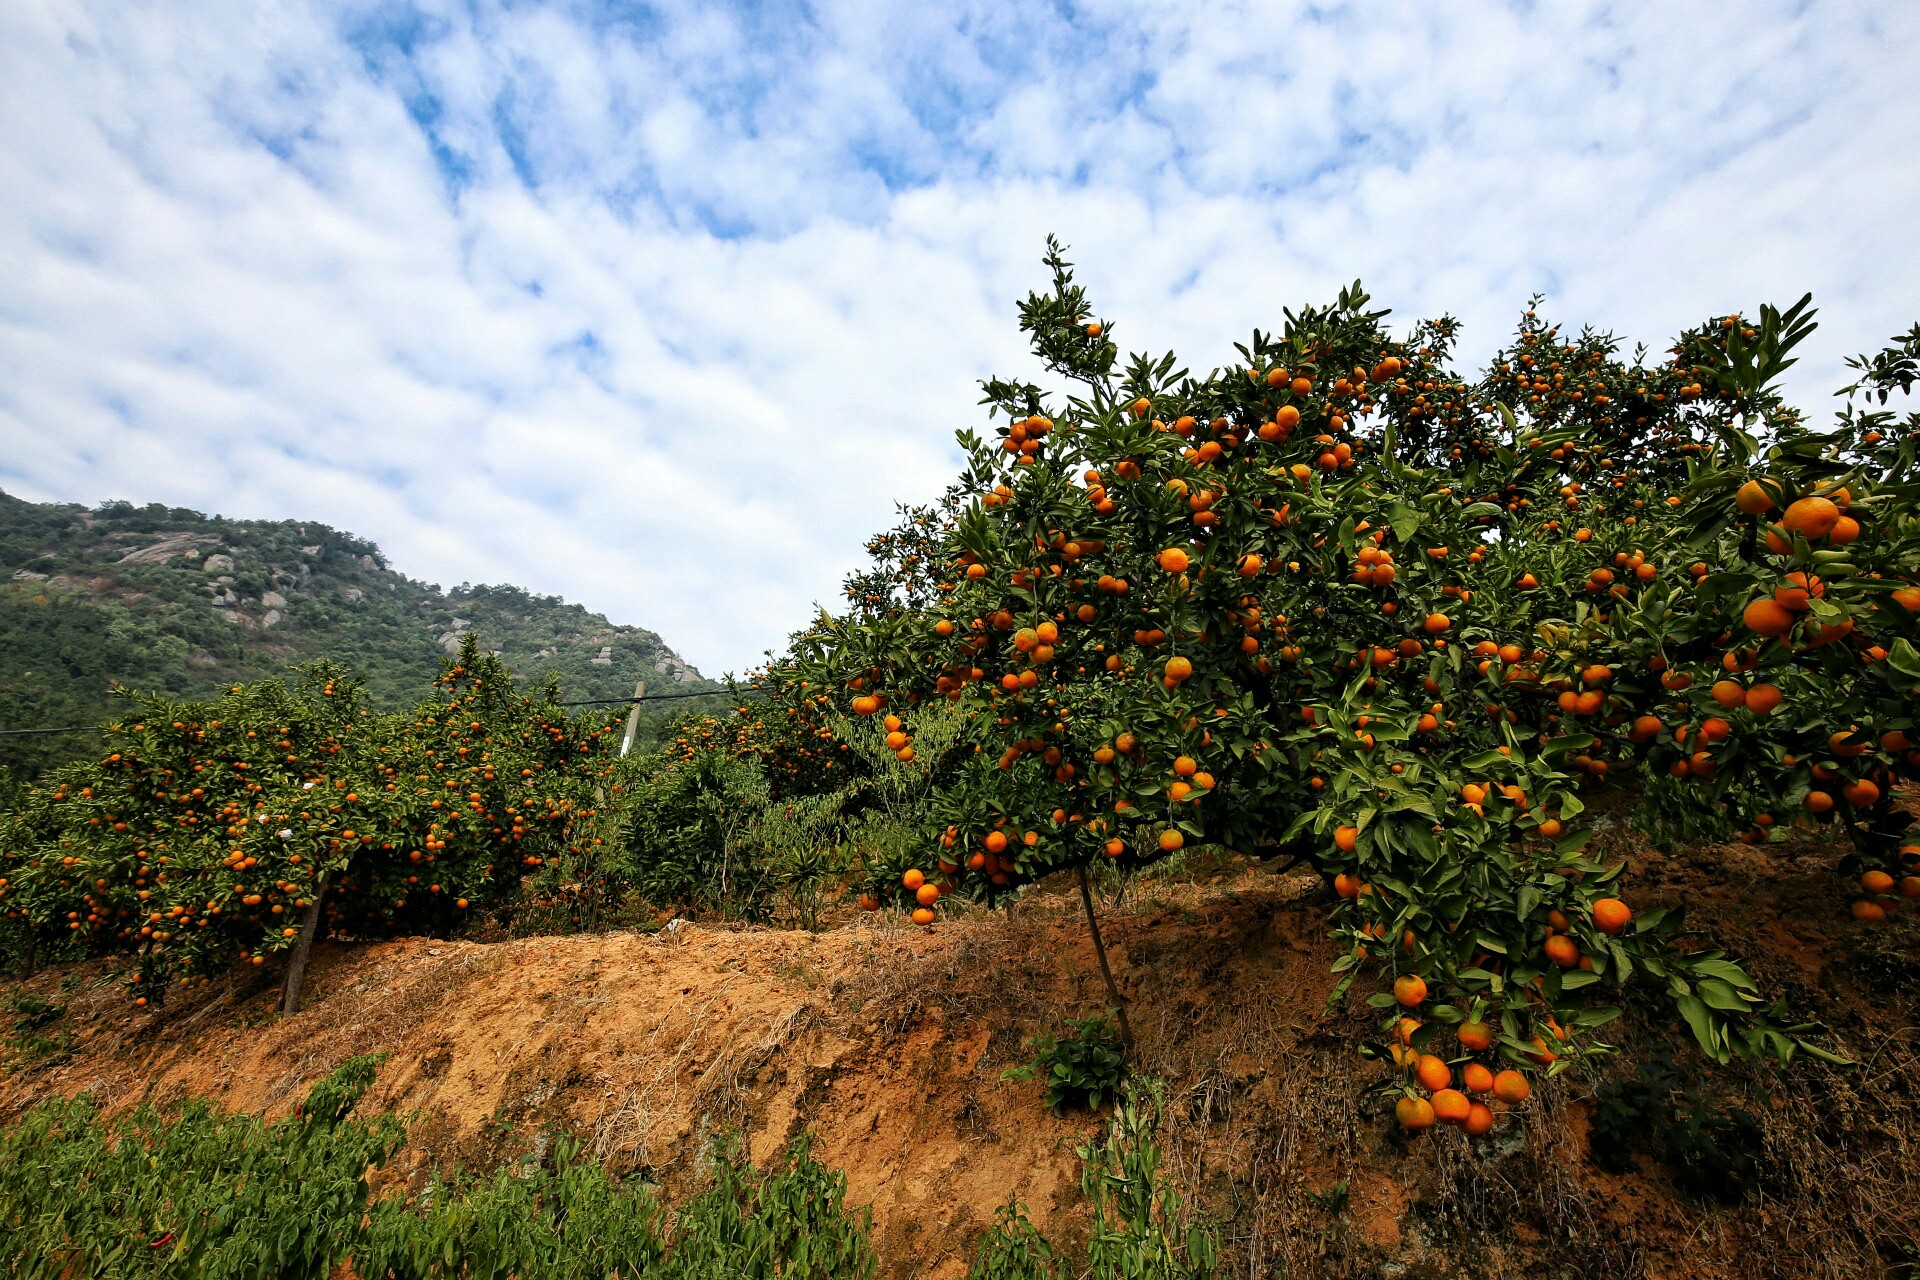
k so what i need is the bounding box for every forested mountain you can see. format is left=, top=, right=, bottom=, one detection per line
left=0, top=489, right=722, bottom=775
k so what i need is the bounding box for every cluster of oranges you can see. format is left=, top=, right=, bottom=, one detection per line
left=772, top=252, right=1918, bottom=1112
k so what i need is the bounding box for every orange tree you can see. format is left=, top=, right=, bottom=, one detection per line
left=785, top=239, right=1920, bottom=1132
left=0, top=637, right=606, bottom=1009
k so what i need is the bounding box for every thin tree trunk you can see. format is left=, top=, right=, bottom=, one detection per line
left=19, top=932, right=36, bottom=980
left=1076, top=863, right=1134, bottom=1049
left=281, top=871, right=330, bottom=1016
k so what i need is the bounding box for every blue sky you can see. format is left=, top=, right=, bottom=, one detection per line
left=3, top=0, right=1918, bottom=676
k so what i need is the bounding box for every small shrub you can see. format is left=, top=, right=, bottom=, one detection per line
left=1588, top=1054, right=1765, bottom=1202
left=6, top=990, right=73, bottom=1062
left=1006, top=1013, right=1128, bottom=1114
left=968, top=1200, right=1063, bottom=1280
left=977, top=1088, right=1218, bottom=1280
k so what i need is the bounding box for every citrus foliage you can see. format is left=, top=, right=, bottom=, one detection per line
left=787, top=239, right=1920, bottom=1127
left=0, top=636, right=606, bottom=999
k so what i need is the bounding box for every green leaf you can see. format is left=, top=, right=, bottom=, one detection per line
left=1674, top=994, right=1724, bottom=1060
left=1696, top=978, right=1754, bottom=1012
left=1796, top=1041, right=1854, bottom=1066
left=1888, top=638, right=1920, bottom=680
left=1388, top=502, right=1422, bottom=544
left=1689, top=958, right=1759, bottom=990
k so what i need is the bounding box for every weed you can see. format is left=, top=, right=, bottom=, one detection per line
left=1005, top=1013, right=1128, bottom=1114
left=1588, top=1053, right=1765, bottom=1203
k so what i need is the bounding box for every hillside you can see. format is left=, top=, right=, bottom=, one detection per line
left=3, top=815, right=1914, bottom=1279
left=0, top=488, right=721, bottom=775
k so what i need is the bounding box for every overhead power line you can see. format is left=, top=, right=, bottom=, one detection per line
left=559, top=689, right=760, bottom=707
left=0, top=690, right=753, bottom=737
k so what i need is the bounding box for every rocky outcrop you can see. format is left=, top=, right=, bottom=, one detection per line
left=117, top=534, right=214, bottom=565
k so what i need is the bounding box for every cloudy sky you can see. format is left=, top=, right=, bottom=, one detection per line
left=3, top=1, right=1917, bottom=676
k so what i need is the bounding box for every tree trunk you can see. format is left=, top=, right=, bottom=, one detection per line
left=19, top=932, right=36, bottom=980
left=281, top=872, right=330, bottom=1016
left=1076, top=863, right=1134, bottom=1049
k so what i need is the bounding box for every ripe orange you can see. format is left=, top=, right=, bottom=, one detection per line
left=1457, top=1020, right=1493, bottom=1052
left=1741, top=598, right=1795, bottom=637
left=1710, top=680, right=1745, bottom=709
left=916, top=883, right=940, bottom=906
left=1862, top=870, right=1895, bottom=894
left=1782, top=495, right=1840, bottom=539
left=1829, top=730, right=1868, bottom=758
left=1394, top=974, right=1428, bottom=1007
left=1423, top=613, right=1451, bottom=633
left=1334, top=873, right=1361, bottom=900
left=1734, top=480, right=1774, bottom=514
left=1414, top=1054, right=1452, bottom=1092
left=1544, top=935, right=1581, bottom=968
left=1432, top=1088, right=1472, bottom=1126
left=1743, top=684, right=1781, bottom=715
left=1464, top=1101, right=1495, bottom=1135
left=1395, top=1095, right=1436, bottom=1131
left=1157, top=547, right=1190, bottom=573
left=1164, top=656, right=1193, bottom=685
left=1841, top=779, right=1881, bottom=807
left=1334, top=825, right=1359, bottom=852
left=1461, top=1062, right=1495, bottom=1094
left=1851, top=899, right=1887, bottom=922
left=1591, top=898, right=1632, bottom=936
left=911, top=907, right=936, bottom=926
left=1159, top=828, right=1185, bottom=852
left=1773, top=571, right=1824, bottom=610
left=1492, top=1070, right=1531, bottom=1105
left=902, top=868, right=926, bottom=890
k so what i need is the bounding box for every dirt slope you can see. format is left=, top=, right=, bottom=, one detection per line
left=6, top=825, right=1920, bottom=1279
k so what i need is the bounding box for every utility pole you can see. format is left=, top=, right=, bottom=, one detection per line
left=619, top=680, right=647, bottom=757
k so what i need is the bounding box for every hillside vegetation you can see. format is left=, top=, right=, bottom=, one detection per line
left=0, top=489, right=722, bottom=775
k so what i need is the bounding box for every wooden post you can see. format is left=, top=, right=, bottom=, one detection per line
left=1076, top=863, right=1134, bottom=1049
left=281, top=870, right=330, bottom=1015
left=619, top=680, right=647, bottom=758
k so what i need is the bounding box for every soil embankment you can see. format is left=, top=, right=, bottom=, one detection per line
left=5, top=829, right=1919, bottom=1279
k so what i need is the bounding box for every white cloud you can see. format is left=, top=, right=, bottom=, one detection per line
left=2, top=0, right=1918, bottom=677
